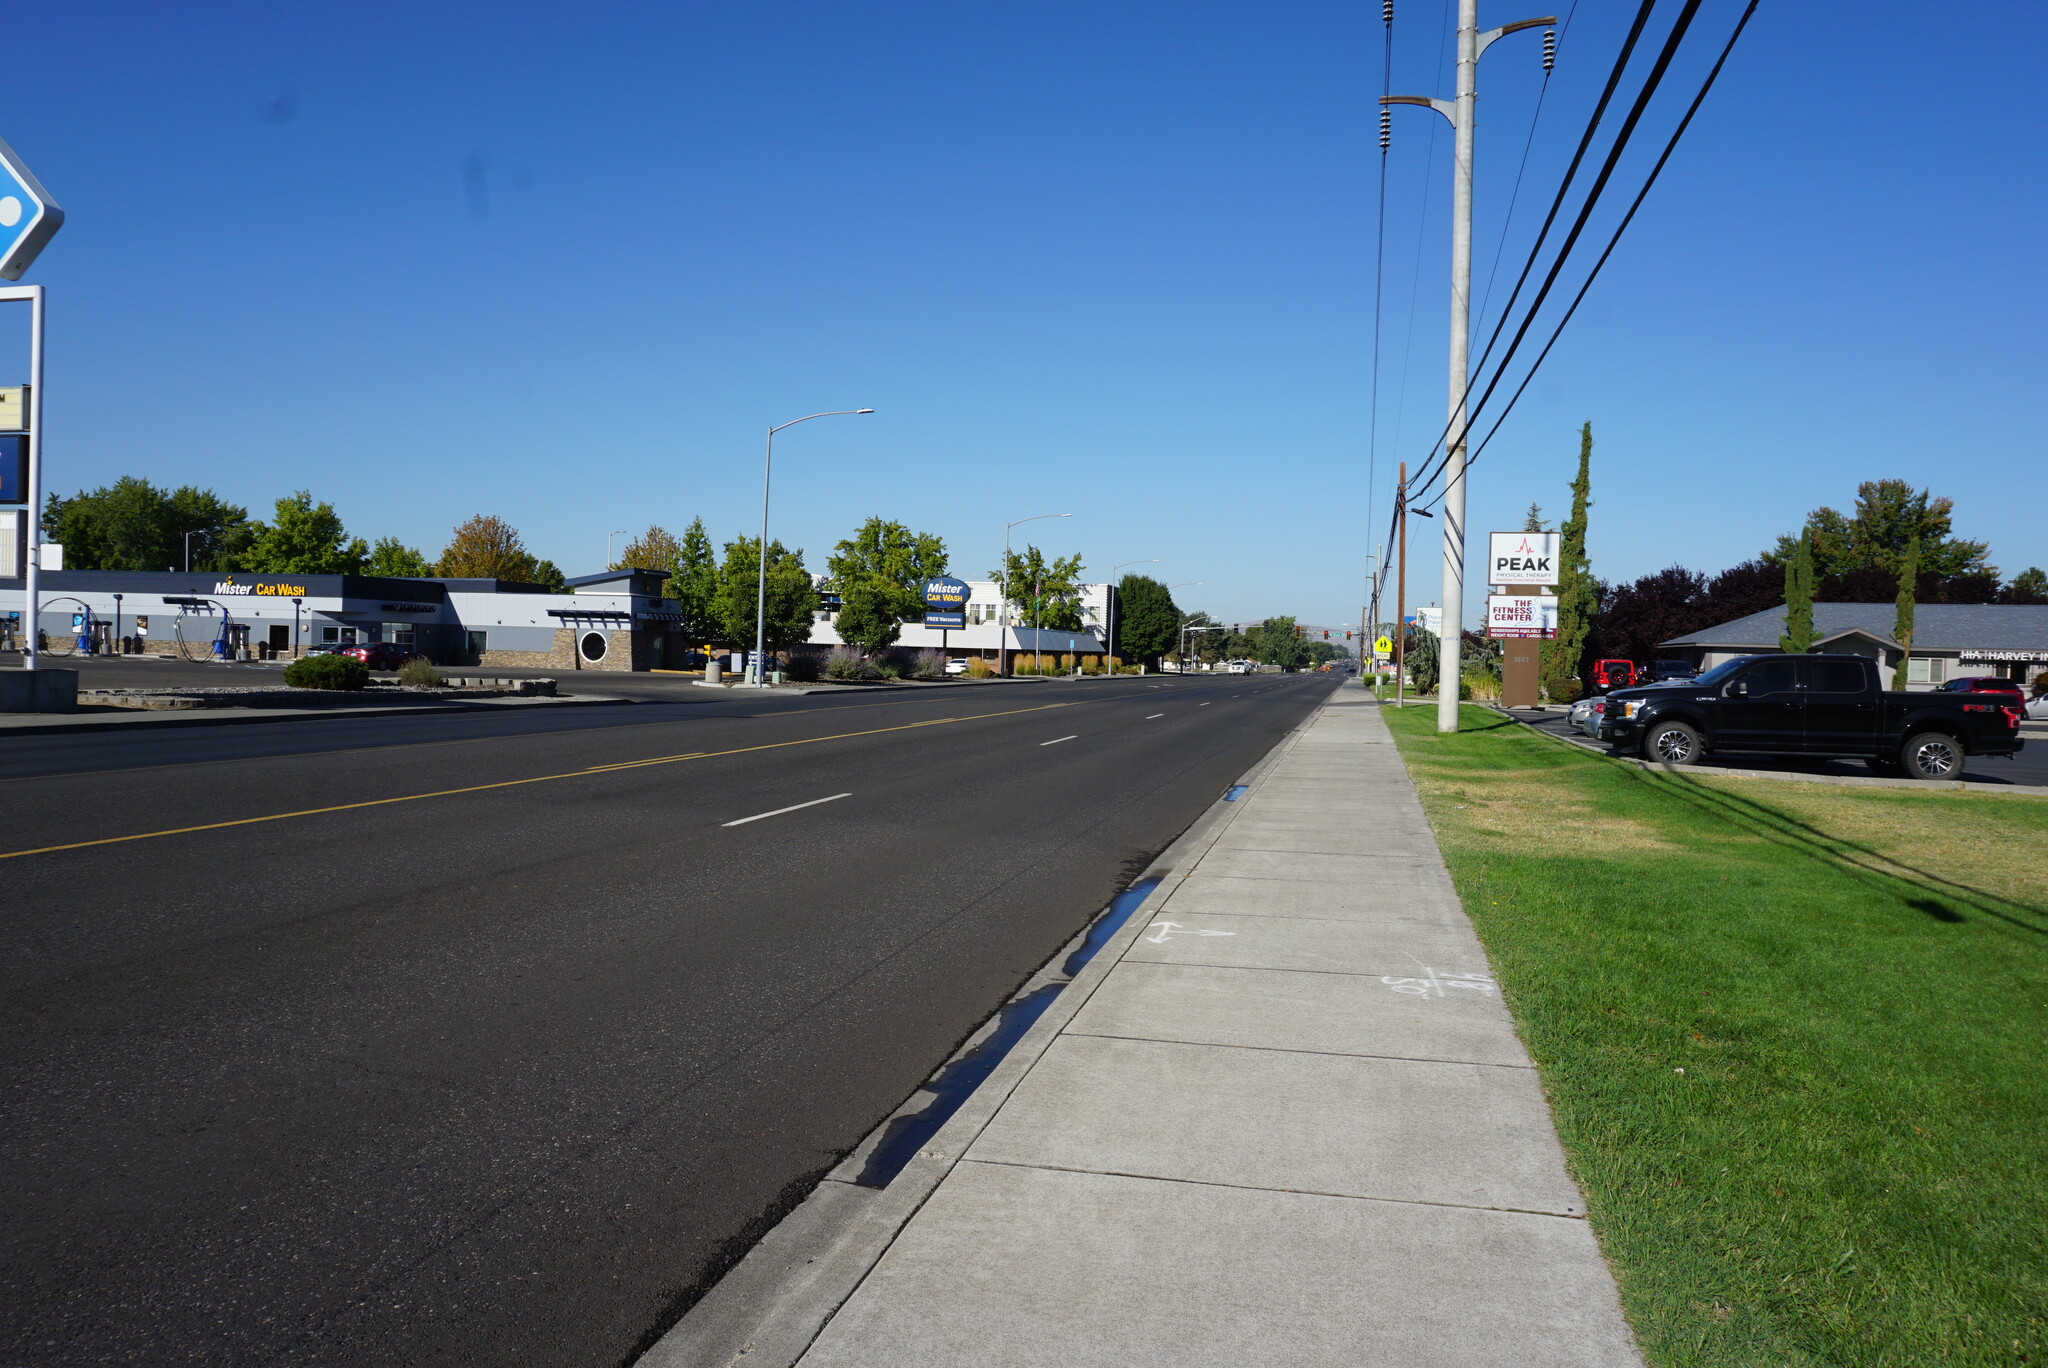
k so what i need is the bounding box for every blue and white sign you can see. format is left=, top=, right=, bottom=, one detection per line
left=0, top=135, right=63, bottom=282
left=921, top=574, right=969, bottom=629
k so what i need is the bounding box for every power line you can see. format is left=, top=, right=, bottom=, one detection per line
left=1409, top=0, right=1704, bottom=504
left=1416, top=0, right=1761, bottom=514
left=1401, top=0, right=1662, bottom=502
left=1474, top=0, right=1580, bottom=338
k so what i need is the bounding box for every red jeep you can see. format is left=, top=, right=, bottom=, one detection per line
left=1589, top=659, right=1637, bottom=693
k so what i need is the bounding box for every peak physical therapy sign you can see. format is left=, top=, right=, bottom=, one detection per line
left=1488, top=532, right=1560, bottom=586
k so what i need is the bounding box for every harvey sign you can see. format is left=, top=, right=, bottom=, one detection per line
left=1488, top=531, right=1560, bottom=585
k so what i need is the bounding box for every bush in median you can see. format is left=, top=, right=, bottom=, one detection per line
left=397, top=657, right=445, bottom=689
left=284, top=653, right=370, bottom=691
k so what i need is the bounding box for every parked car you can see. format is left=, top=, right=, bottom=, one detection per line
left=1593, top=654, right=2026, bottom=780
left=1649, top=659, right=1698, bottom=682
left=339, top=641, right=420, bottom=671
left=1569, top=695, right=1606, bottom=736
left=1588, top=659, right=1637, bottom=693
left=945, top=657, right=970, bottom=676
left=1937, top=675, right=2026, bottom=704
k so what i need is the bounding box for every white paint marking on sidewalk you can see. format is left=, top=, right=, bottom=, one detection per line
left=1144, top=920, right=1238, bottom=943
left=1040, top=735, right=1078, bottom=746
left=722, top=793, right=852, bottom=827
left=1145, top=713, right=1164, bottom=719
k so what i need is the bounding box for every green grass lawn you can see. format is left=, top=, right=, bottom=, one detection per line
left=1381, top=703, right=2048, bottom=1367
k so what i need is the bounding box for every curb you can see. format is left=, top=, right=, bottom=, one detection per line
left=632, top=691, right=1331, bottom=1368
left=0, top=694, right=632, bottom=738
left=1492, top=705, right=2048, bottom=799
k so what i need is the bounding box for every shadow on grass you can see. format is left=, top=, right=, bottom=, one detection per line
left=1631, top=768, right=2048, bottom=939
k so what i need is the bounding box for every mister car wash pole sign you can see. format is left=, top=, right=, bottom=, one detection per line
left=921, top=575, right=969, bottom=629
left=1488, top=531, right=1560, bottom=586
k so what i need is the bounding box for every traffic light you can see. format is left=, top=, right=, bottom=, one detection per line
left=1322, top=630, right=1329, bottom=639
left=1345, top=630, right=1353, bottom=639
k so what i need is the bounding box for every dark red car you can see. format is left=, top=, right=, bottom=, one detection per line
left=339, top=642, right=420, bottom=671
left=1937, top=675, right=2025, bottom=703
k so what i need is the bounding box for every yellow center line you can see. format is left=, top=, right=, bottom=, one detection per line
left=0, top=704, right=1072, bottom=862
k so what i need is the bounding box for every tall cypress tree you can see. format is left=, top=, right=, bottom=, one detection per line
left=1891, top=534, right=1920, bottom=689
left=1780, top=527, right=1816, bottom=653
left=1543, top=423, right=1597, bottom=698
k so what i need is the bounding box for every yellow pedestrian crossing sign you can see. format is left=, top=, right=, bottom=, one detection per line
left=1374, top=635, right=1393, bottom=655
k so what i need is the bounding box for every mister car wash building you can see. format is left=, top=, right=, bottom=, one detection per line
left=0, top=568, right=697, bottom=672
left=1659, top=603, right=2048, bottom=690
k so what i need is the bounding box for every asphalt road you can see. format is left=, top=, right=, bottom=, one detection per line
left=1507, top=705, right=2048, bottom=786
left=1, top=671, right=1337, bottom=1367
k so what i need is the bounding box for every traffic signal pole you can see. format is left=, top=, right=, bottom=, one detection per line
left=1384, top=0, right=1552, bottom=731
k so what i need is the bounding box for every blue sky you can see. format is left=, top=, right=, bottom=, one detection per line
left=7, top=1, right=2042, bottom=628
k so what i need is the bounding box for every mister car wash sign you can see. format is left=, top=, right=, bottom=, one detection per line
left=1488, top=531, right=1560, bottom=586
left=0, top=135, right=63, bottom=281
left=922, top=575, right=969, bottom=629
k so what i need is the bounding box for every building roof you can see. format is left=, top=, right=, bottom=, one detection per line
left=1662, top=602, right=2048, bottom=652
left=1007, top=626, right=1106, bottom=651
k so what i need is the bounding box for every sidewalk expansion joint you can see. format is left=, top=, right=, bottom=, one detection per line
left=959, top=1159, right=1587, bottom=1220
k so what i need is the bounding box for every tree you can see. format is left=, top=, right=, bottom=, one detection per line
left=242, top=491, right=369, bottom=575
left=1251, top=617, right=1310, bottom=671
left=826, top=517, right=949, bottom=654
left=667, top=518, right=722, bottom=642
left=1523, top=502, right=1548, bottom=532
left=1588, top=567, right=1708, bottom=666
left=1769, top=479, right=1993, bottom=582
left=2003, top=567, right=2048, bottom=605
left=1780, top=527, right=1816, bottom=653
left=1695, top=558, right=1784, bottom=626
left=366, top=537, right=434, bottom=578
left=1892, top=534, right=1920, bottom=690
left=41, top=476, right=252, bottom=571
left=714, top=536, right=817, bottom=654
left=1113, top=574, right=1180, bottom=665
left=436, top=514, right=539, bottom=581
left=1543, top=423, right=1597, bottom=693
left=990, top=545, right=1086, bottom=631
left=613, top=525, right=685, bottom=574
left=530, top=559, right=569, bottom=592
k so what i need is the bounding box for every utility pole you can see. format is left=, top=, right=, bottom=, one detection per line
left=1395, top=464, right=1407, bottom=706
left=1384, top=1, right=1552, bottom=732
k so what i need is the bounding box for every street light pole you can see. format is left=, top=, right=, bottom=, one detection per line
left=1384, top=2, right=1553, bottom=732
left=183, top=530, right=195, bottom=574
left=1181, top=622, right=1227, bottom=673
left=753, top=409, right=873, bottom=685
left=1106, top=558, right=1159, bottom=674
left=999, top=512, right=1071, bottom=676
left=606, top=529, right=628, bottom=569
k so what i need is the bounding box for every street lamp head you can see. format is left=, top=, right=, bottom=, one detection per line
left=856, top=408, right=875, bottom=414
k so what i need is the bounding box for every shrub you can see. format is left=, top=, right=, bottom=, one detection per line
left=966, top=657, right=997, bottom=679
left=911, top=649, right=946, bottom=681
left=1461, top=670, right=1500, bottom=701
left=782, top=651, right=823, bottom=682
left=1547, top=678, right=1582, bottom=704
left=284, top=653, right=370, bottom=691
left=825, top=647, right=865, bottom=680
left=397, top=657, right=445, bottom=688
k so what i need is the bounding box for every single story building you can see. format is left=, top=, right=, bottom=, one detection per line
left=0, top=569, right=1110, bottom=672
left=0, top=567, right=691, bottom=672
left=807, top=577, right=1109, bottom=661
left=1659, top=603, right=2048, bottom=690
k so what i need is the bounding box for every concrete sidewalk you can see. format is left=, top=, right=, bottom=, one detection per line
left=785, top=690, right=1641, bottom=1367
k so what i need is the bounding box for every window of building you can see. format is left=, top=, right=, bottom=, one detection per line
left=579, top=631, right=608, bottom=662
left=384, top=622, right=415, bottom=649
left=466, top=630, right=487, bottom=658
left=1907, top=656, right=1939, bottom=685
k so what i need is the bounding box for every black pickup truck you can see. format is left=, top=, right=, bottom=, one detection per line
left=1594, top=654, right=2027, bottom=780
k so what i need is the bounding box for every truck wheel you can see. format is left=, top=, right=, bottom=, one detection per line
left=1642, top=720, right=1703, bottom=765
left=1900, top=732, right=1963, bottom=781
